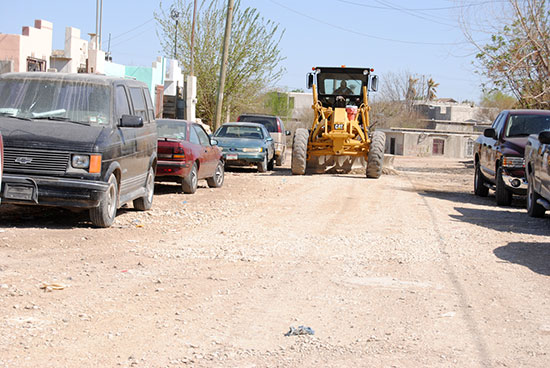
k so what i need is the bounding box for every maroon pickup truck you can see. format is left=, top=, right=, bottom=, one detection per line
left=474, top=110, right=550, bottom=206
left=525, top=130, right=550, bottom=217
left=0, top=132, right=3, bottom=204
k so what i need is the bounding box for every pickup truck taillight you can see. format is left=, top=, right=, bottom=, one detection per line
left=172, top=146, right=186, bottom=160
left=502, top=156, right=525, bottom=168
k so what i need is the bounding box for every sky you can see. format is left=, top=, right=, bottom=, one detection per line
left=0, top=0, right=495, bottom=102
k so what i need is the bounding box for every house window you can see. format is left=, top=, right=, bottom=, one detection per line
left=466, top=139, right=474, bottom=157
left=27, top=58, right=46, bottom=72
left=433, top=138, right=445, bottom=155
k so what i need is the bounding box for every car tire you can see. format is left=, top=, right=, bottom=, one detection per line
left=366, top=131, right=386, bottom=179
left=527, top=171, right=545, bottom=217
left=182, top=162, right=198, bottom=194
left=291, top=128, right=308, bottom=175
left=90, top=173, right=118, bottom=228
left=206, top=160, right=224, bottom=188
left=267, top=156, right=275, bottom=171
left=474, top=161, right=489, bottom=197
left=133, top=167, right=155, bottom=211
left=495, top=167, right=512, bottom=206
left=257, top=155, right=268, bottom=173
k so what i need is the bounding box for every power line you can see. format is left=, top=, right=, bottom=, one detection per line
left=268, top=0, right=475, bottom=46
left=110, top=18, right=155, bottom=41
left=336, top=0, right=505, bottom=12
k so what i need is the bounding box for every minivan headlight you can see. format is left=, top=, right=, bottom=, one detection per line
left=72, top=154, right=90, bottom=169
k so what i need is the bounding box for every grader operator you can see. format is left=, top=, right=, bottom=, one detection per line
left=291, top=66, right=385, bottom=178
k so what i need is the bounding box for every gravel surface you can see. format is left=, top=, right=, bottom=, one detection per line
left=0, top=156, right=549, bottom=367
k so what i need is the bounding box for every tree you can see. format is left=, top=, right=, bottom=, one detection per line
left=426, top=78, right=439, bottom=100
left=155, top=0, right=285, bottom=126
left=461, top=0, right=550, bottom=108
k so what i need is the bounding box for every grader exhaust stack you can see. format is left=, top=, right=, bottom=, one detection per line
left=291, top=66, right=385, bottom=178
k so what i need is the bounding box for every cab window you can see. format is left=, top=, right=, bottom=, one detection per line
left=115, top=86, right=131, bottom=123
left=129, top=87, right=148, bottom=123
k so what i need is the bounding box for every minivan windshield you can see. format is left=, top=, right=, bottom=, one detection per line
left=0, top=77, right=111, bottom=126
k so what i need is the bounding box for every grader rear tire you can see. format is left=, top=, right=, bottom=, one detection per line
left=291, top=128, right=309, bottom=175
left=366, top=131, right=386, bottom=179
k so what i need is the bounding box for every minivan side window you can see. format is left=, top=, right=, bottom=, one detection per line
left=193, top=125, right=211, bottom=146
left=143, top=88, right=155, bottom=122
left=115, top=86, right=131, bottom=124
left=129, top=87, right=148, bottom=123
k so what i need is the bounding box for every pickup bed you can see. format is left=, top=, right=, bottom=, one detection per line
left=524, top=131, right=550, bottom=217
left=474, top=109, right=550, bottom=206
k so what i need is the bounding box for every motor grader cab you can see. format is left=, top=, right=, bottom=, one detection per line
left=291, top=66, right=385, bottom=178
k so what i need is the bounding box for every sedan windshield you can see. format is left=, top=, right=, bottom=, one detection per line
left=215, top=125, right=264, bottom=139
left=506, top=114, right=550, bottom=137
left=0, top=77, right=111, bottom=125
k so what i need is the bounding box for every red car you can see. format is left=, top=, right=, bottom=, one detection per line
left=155, top=119, right=224, bottom=193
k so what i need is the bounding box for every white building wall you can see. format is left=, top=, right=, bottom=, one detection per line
left=19, top=20, right=53, bottom=71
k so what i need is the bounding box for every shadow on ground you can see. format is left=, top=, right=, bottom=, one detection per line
left=494, top=242, right=550, bottom=276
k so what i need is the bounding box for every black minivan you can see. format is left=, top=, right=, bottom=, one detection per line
left=0, top=72, right=157, bottom=227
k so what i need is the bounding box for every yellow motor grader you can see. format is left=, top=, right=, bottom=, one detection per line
left=291, top=66, right=385, bottom=178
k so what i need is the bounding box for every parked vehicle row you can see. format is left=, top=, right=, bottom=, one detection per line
left=474, top=109, right=550, bottom=217
left=0, top=72, right=288, bottom=228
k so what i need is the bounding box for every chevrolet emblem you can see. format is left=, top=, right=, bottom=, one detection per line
left=14, top=157, right=33, bottom=165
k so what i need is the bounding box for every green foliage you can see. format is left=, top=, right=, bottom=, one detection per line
left=155, top=0, right=285, bottom=126
left=480, top=90, right=517, bottom=109
left=474, top=0, right=550, bottom=109
left=262, top=91, right=293, bottom=118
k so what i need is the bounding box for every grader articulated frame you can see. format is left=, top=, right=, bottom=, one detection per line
left=291, top=66, right=385, bottom=178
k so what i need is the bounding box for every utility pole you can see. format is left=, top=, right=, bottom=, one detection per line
left=214, top=0, right=234, bottom=130
left=190, top=0, right=197, bottom=76
left=170, top=7, right=181, bottom=59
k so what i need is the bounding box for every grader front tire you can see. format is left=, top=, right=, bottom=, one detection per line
left=291, top=128, right=309, bottom=175
left=366, top=131, right=386, bottom=179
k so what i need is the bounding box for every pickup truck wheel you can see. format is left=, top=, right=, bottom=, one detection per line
left=258, top=155, right=268, bottom=173
left=182, top=162, right=198, bottom=194
left=206, top=160, right=224, bottom=188
left=291, top=128, right=308, bottom=175
left=133, top=167, right=155, bottom=211
left=90, top=174, right=118, bottom=228
left=527, top=172, right=545, bottom=217
left=366, top=131, right=386, bottom=179
left=495, top=167, right=512, bottom=206
left=474, top=161, right=489, bottom=197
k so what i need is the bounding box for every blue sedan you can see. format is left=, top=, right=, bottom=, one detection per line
left=213, top=122, right=275, bottom=172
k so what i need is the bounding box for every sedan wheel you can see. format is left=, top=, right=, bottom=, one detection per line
left=207, top=160, right=225, bottom=188
left=257, top=155, right=268, bottom=173
left=182, top=162, right=198, bottom=194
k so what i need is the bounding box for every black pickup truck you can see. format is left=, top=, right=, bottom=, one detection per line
left=473, top=110, right=550, bottom=205
left=525, top=130, right=550, bottom=217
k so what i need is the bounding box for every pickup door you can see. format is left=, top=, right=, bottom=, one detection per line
left=540, top=138, right=550, bottom=200
left=479, top=112, right=507, bottom=181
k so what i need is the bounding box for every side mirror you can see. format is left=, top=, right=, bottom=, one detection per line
left=266, top=136, right=273, bottom=141
left=120, top=114, right=143, bottom=128
left=539, top=130, right=550, bottom=144
left=210, top=138, right=218, bottom=146
left=370, top=75, right=379, bottom=92
left=306, top=73, right=314, bottom=90
left=483, top=128, right=497, bottom=139
left=285, top=130, right=291, bottom=136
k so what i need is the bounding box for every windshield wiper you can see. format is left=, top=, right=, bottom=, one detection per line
left=0, top=112, right=31, bottom=121
left=32, top=116, right=89, bottom=125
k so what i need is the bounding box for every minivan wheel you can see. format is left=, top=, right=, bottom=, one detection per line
left=182, top=162, right=198, bottom=194
left=207, top=160, right=224, bottom=188
left=133, top=167, right=155, bottom=211
left=90, top=174, right=118, bottom=228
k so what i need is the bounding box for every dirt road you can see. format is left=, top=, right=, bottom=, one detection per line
left=0, top=156, right=549, bottom=367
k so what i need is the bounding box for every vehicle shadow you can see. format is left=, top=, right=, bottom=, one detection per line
left=417, top=189, right=526, bottom=209
left=0, top=205, right=93, bottom=229
left=449, top=206, right=549, bottom=236
left=494, top=242, right=550, bottom=276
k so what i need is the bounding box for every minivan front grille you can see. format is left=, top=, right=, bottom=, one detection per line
left=3, top=148, right=70, bottom=175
